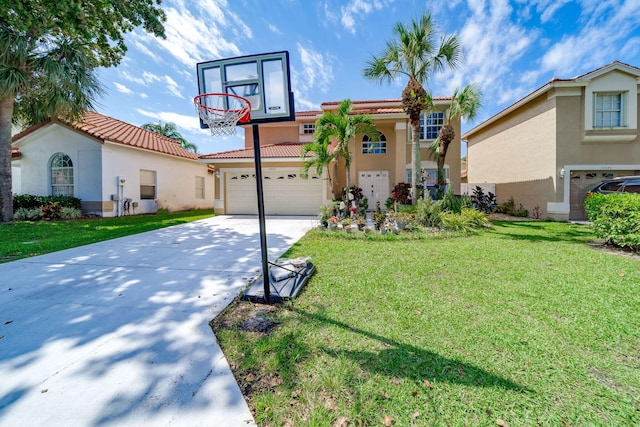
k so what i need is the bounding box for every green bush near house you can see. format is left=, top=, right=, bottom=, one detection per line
left=13, top=194, right=82, bottom=210
left=584, top=192, right=640, bottom=250
left=496, top=196, right=528, bottom=217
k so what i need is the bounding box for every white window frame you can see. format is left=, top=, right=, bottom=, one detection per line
left=300, top=123, right=315, bottom=134
left=50, top=153, right=74, bottom=196
left=362, top=132, right=387, bottom=154
left=419, top=112, right=444, bottom=140
left=594, top=92, right=625, bottom=128
left=195, top=176, right=205, bottom=199
left=140, top=169, right=156, bottom=200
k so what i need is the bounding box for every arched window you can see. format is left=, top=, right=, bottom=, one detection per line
left=362, top=131, right=387, bottom=154
left=50, top=153, right=74, bottom=196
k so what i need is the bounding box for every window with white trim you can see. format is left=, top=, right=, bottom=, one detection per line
left=594, top=92, right=625, bottom=128
left=406, top=168, right=449, bottom=185
left=362, top=132, right=387, bottom=154
left=195, top=176, right=205, bottom=199
left=301, top=123, right=315, bottom=134
left=50, top=153, right=74, bottom=196
left=420, top=112, right=444, bottom=140
left=140, top=169, right=156, bottom=200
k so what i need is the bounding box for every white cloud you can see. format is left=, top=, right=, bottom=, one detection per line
left=435, top=0, right=536, bottom=106
left=292, top=43, right=334, bottom=104
left=131, top=0, right=251, bottom=68
left=137, top=108, right=205, bottom=134
left=340, top=0, right=393, bottom=34
left=114, top=82, right=133, bottom=95
left=164, top=76, right=184, bottom=99
left=539, top=1, right=640, bottom=76
left=140, top=93, right=149, bottom=99
left=120, top=71, right=147, bottom=85
left=268, top=23, right=282, bottom=34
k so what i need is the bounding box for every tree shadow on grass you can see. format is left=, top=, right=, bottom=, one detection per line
left=489, top=220, right=594, bottom=244
left=292, top=307, right=530, bottom=393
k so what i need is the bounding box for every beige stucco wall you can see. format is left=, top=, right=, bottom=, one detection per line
left=467, top=93, right=558, bottom=216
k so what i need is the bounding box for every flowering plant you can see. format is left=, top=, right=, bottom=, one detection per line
left=328, top=216, right=339, bottom=224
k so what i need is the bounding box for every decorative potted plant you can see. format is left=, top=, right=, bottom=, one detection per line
left=327, top=215, right=339, bottom=231
left=318, top=204, right=332, bottom=228
left=371, top=211, right=386, bottom=230
left=340, top=217, right=353, bottom=232
left=355, top=216, right=367, bottom=230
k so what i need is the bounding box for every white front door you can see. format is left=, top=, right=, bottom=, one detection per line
left=358, top=170, right=390, bottom=209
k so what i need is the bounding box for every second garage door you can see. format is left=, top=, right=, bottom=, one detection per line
left=226, top=170, right=323, bottom=215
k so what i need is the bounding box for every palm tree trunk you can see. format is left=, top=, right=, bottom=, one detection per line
left=325, top=165, right=335, bottom=200
left=0, top=95, right=15, bottom=223
left=410, top=119, right=421, bottom=204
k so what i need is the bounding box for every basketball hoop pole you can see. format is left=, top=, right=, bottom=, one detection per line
left=252, top=124, right=271, bottom=303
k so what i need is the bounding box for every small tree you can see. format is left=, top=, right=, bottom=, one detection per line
left=363, top=11, right=462, bottom=204
left=430, top=84, right=482, bottom=198
left=313, top=99, right=379, bottom=189
left=0, top=2, right=166, bottom=223
left=142, top=121, right=199, bottom=154
left=300, top=138, right=337, bottom=200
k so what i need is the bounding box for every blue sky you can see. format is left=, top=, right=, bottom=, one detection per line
left=98, top=0, right=640, bottom=156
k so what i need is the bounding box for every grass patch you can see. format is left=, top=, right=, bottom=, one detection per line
left=213, top=220, right=640, bottom=426
left=0, top=209, right=214, bottom=263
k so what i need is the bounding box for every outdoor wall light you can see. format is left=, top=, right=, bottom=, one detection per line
left=559, top=167, right=566, bottom=179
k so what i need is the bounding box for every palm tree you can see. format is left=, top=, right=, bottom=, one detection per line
left=430, top=84, right=482, bottom=197
left=313, top=99, right=379, bottom=191
left=363, top=11, right=462, bottom=204
left=0, top=28, right=102, bottom=223
left=300, top=138, right=337, bottom=200
left=141, top=121, right=199, bottom=154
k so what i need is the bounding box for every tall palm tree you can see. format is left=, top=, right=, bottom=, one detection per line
left=141, top=121, right=199, bottom=154
left=430, top=84, right=482, bottom=197
left=313, top=99, right=379, bottom=190
left=300, top=137, right=337, bottom=200
left=363, top=11, right=462, bottom=204
left=0, top=28, right=102, bottom=223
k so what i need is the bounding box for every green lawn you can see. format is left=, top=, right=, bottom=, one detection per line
left=0, top=209, right=214, bottom=263
left=213, top=221, right=640, bottom=426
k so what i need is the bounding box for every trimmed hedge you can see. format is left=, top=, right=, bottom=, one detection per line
left=584, top=192, right=640, bottom=250
left=13, top=194, right=82, bottom=210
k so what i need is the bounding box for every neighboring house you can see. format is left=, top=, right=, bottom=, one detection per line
left=200, top=98, right=461, bottom=215
left=463, top=61, right=640, bottom=220
left=11, top=111, right=214, bottom=217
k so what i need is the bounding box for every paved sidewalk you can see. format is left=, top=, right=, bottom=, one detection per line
left=0, top=215, right=315, bottom=426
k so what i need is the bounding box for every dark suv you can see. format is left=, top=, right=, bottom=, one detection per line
left=590, top=176, right=640, bottom=194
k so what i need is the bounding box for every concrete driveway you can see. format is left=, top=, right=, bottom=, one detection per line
left=0, top=215, right=315, bottom=426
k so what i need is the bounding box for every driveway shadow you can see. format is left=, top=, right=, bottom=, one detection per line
left=0, top=216, right=313, bottom=426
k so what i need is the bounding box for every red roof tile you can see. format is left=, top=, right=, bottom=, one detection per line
left=12, top=111, right=199, bottom=160
left=200, top=141, right=308, bottom=160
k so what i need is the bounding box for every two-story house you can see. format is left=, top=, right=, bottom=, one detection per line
left=201, top=98, right=461, bottom=215
left=463, top=61, right=640, bottom=220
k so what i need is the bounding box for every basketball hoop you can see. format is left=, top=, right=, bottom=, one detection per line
left=194, top=93, right=251, bottom=137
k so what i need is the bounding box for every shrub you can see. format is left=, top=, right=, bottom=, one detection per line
left=59, top=207, right=82, bottom=220
left=440, top=212, right=474, bottom=233
left=415, top=198, right=442, bottom=228
left=392, top=182, right=412, bottom=205
left=441, top=187, right=461, bottom=214
left=41, top=202, right=62, bottom=220
left=14, top=207, right=42, bottom=221
left=497, top=197, right=528, bottom=217
left=460, top=208, right=490, bottom=228
left=586, top=193, right=640, bottom=250
left=471, top=186, right=497, bottom=214
left=13, top=194, right=81, bottom=210
left=460, top=193, right=474, bottom=210
left=583, top=192, right=608, bottom=222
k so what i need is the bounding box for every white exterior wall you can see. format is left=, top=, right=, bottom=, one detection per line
left=13, top=125, right=103, bottom=200
left=583, top=69, right=638, bottom=131
left=101, top=143, right=214, bottom=216
left=13, top=123, right=214, bottom=217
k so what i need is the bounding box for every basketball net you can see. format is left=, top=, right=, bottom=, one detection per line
left=194, top=93, right=251, bottom=137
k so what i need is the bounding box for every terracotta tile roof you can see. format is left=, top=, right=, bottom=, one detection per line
left=200, top=141, right=308, bottom=160
left=12, top=111, right=199, bottom=160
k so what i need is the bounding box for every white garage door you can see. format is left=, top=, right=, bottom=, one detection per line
left=226, top=170, right=323, bottom=215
